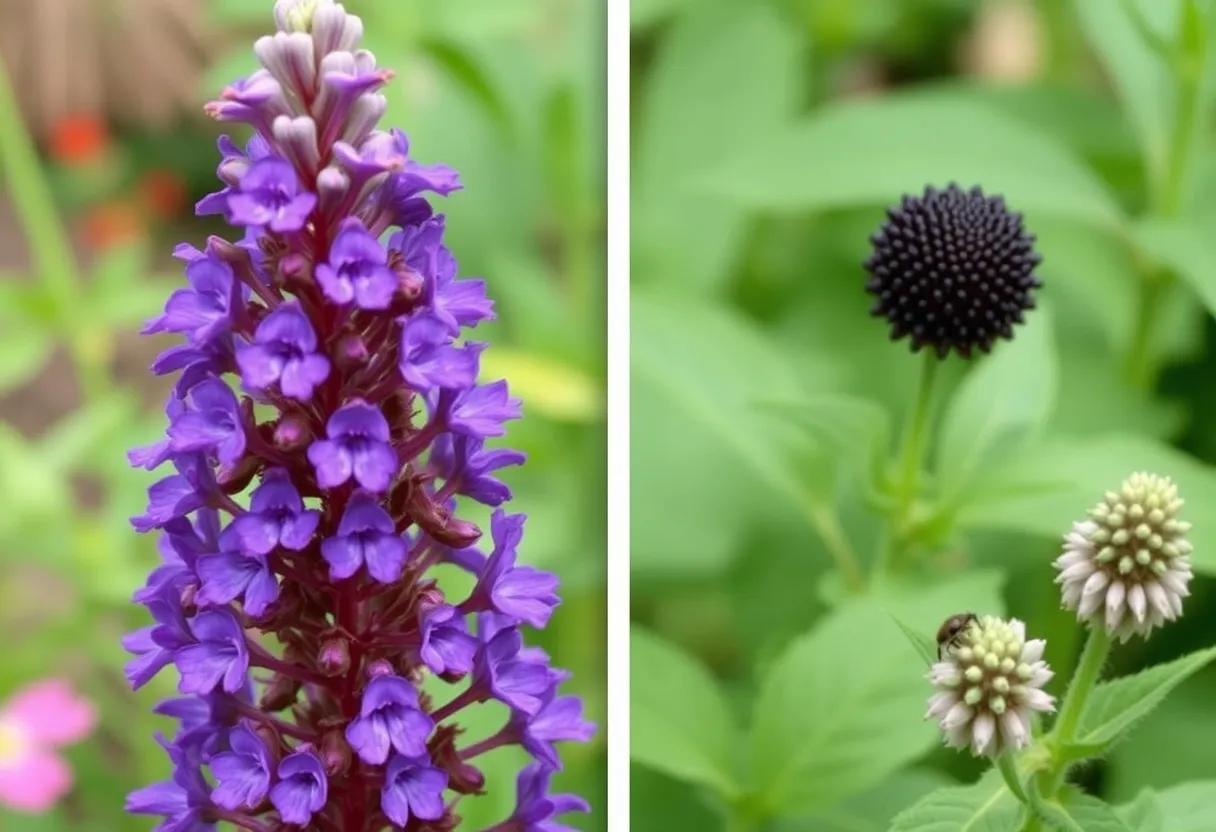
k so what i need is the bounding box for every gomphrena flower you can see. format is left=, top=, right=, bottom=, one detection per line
left=122, top=2, right=595, bottom=829
left=925, top=616, right=1054, bottom=758
left=864, top=184, right=1042, bottom=357
left=1056, top=472, right=1193, bottom=642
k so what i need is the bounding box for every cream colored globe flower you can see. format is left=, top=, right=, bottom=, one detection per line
left=925, top=616, right=1055, bottom=758
left=1055, top=472, right=1193, bottom=641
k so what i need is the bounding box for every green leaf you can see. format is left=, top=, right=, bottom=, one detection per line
left=953, top=433, right=1216, bottom=574
left=1151, top=781, right=1216, bottom=831
left=632, top=0, right=689, bottom=29
left=633, top=0, right=802, bottom=291
left=710, top=91, right=1123, bottom=230
left=1073, top=0, right=1178, bottom=186
left=791, top=769, right=957, bottom=832
left=0, top=317, right=52, bottom=395
left=1056, top=790, right=1135, bottom=832
left=418, top=37, right=515, bottom=135
left=1075, top=646, right=1216, bottom=750
left=631, top=626, right=740, bottom=797
left=747, top=572, right=1003, bottom=815
left=892, top=616, right=939, bottom=667
left=759, top=393, right=891, bottom=490
left=936, top=305, right=1057, bottom=497
left=1117, top=789, right=1165, bottom=832
left=631, top=291, right=837, bottom=573
left=1134, top=215, right=1216, bottom=318
left=889, top=773, right=1021, bottom=832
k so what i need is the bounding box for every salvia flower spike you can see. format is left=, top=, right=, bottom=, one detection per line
left=123, top=2, right=595, bottom=829
left=865, top=184, right=1042, bottom=358
left=925, top=616, right=1054, bottom=758
left=1056, top=472, right=1194, bottom=642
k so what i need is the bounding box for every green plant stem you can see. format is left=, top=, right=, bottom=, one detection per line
left=877, top=351, right=940, bottom=576
left=807, top=502, right=865, bottom=592
left=1045, top=625, right=1111, bottom=794
left=0, top=58, right=109, bottom=404
left=996, top=753, right=1029, bottom=805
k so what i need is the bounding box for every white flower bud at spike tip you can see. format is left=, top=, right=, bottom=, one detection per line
left=925, top=616, right=1054, bottom=758
left=1055, top=472, right=1193, bottom=641
left=275, top=0, right=323, bottom=33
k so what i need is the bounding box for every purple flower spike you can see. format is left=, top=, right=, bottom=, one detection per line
left=308, top=400, right=398, bottom=492
left=228, top=156, right=317, bottom=232
left=316, top=218, right=398, bottom=309
left=175, top=609, right=250, bottom=695
left=345, top=675, right=434, bottom=765
left=125, top=3, right=593, bottom=826
left=236, top=302, right=331, bottom=400
left=230, top=468, right=321, bottom=555
left=320, top=491, right=407, bottom=582
left=380, top=756, right=448, bottom=827
left=209, top=723, right=273, bottom=810
left=269, top=750, right=328, bottom=826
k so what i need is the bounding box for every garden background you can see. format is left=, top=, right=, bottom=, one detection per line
left=0, top=1, right=605, bottom=829
left=632, top=0, right=1216, bottom=829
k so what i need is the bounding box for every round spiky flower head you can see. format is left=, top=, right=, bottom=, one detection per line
left=1056, top=472, right=1193, bottom=641
left=925, top=616, right=1054, bottom=758
left=864, top=184, right=1042, bottom=357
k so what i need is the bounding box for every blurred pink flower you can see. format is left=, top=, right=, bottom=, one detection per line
left=0, top=679, right=97, bottom=813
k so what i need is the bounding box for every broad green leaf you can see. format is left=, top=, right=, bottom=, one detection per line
left=889, top=773, right=1021, bottom=832
left=633, top=1, right=801, bottom=291
left=1076, top=646, right=1216, bottom=750
left=791, top=769, right=956, bottom=832
left=631, top=626, right=740, bottom=797
left=937, top=306, right=1057, bottom=497
left=892, top=616, right=939, bottom=667
left=954, top=433, right=1216, bottom=574
left=631, top=291, right=836, bottom=573
left=1134, top=215, right=1216, bottom=318
left=747, top=573, right=1002, bottom=814
left=1074, top=0, right=1178, bottom=185
left=1151, top=781, right=1216, bottom=831
left=710, top=91, right=1123, bottom=229
left=759, top=394, right=891, bottom=490
left=1057, top=790, right=1134, bottom=832
left=632, top=0, right=689, bottom=29
left=1117, top=789, right=1165, bottom=832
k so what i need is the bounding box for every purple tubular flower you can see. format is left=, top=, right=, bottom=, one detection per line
left=125, top=3, right=593, bottom=827
left=209, top=723, right=273, bottom=810
left=500, top=763, right=590, bottom=832
left=463, top=511, right=561, bottom=629
left=345, top=675, right=434, bottom=765
left=307, top=399, right=398, bottom=491
left=316, top=218, right=398, bottom=308
left=269, top=750, right=328, bottom=825
left=320, top=491, right=407, bottom=582
left=230, top=468, right=320, bottom=555
left=175, top=609, right=250, bottom=695
left=381, top=756, right=448, bottom=826
left=228, top=157, right=317, bottom=232
left=236, top=301, right=330, bottom=400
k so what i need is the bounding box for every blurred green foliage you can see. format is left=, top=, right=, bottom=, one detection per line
left=632, top=0, right=1216, bottom=830
left=0, top=1, right=604, bottom=829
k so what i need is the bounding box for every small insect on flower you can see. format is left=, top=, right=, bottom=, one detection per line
left=935, top=612, right=978, bottom=660
left=925, top=615, right=1054, bottom=758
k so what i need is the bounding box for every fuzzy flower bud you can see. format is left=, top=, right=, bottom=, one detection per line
left=925, top=616, right=1054, bottom=757
left=1055, top=472, right=1193, bottom=641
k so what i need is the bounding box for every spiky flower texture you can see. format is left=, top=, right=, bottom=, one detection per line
left=123, top=3, right=595, bottom=830
left=1056, top=472, right=1193, bottom=641
left=926, top=616, right=1054, bottom=758
left=865, top=184, right=1042, bottom=357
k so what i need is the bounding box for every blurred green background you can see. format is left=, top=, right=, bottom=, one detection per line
left=632, top=0, right=1216, bottom=830
left=0, top=0, right=604, bottom=829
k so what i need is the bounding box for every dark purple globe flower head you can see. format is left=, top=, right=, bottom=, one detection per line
left=123, top=2, right=593, bottom=829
